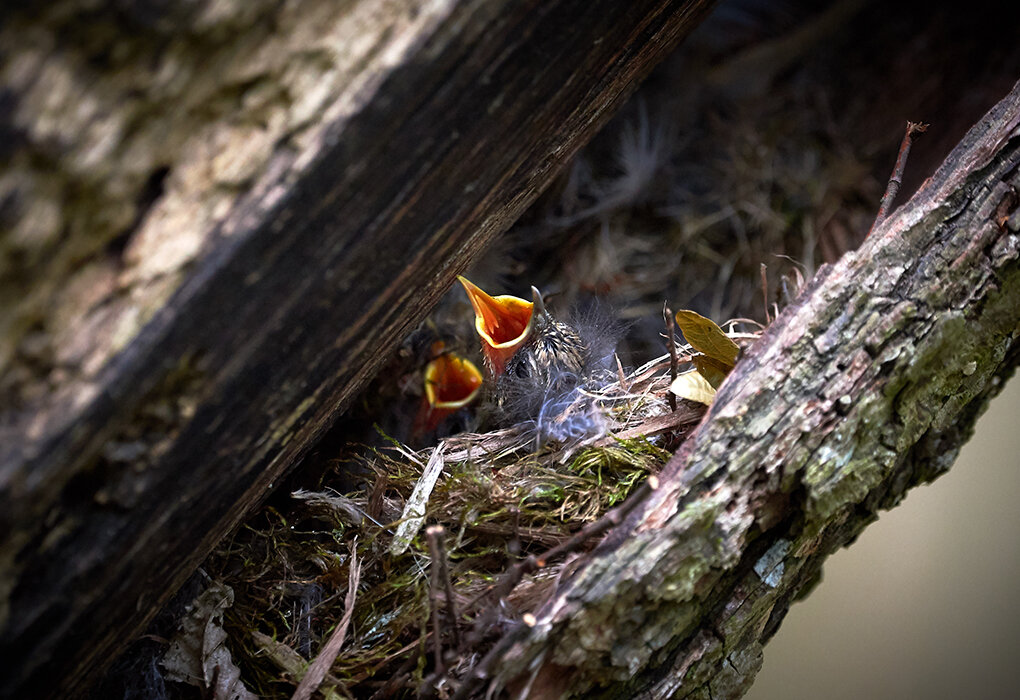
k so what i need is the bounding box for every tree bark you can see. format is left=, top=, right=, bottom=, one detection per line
left=0, top=1, right=716, bottom=698
left=477, top=80, right=1020, bottom=699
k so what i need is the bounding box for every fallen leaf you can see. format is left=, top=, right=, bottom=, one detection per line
left=675, top=310, right=739, bottom=366
left=161, top=582, right=257, bottom=700
left=693, top=355, right=732, bottom=389
left=670, top=370, right=718, bottom=406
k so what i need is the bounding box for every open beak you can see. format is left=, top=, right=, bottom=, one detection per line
left=457, top=276, right=535, bottom=376
left=415, top=350, right=483, bottom=435
left=423, top=352, right=483, bottom=412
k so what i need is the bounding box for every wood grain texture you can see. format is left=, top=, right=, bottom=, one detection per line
left=0, top=1, right=715, bottom=697
left=481, top=80, right=1020, bottom=699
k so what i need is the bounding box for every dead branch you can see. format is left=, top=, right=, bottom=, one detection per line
left=870, top=121, right=929, bottom=234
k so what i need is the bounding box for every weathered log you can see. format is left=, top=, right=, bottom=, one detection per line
left=0, top=1, right=716, bottom=697
left=478, top=80, right=1020, bottom=698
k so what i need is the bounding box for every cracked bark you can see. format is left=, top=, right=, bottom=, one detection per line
left=480, top=80, right=1020, bottom=699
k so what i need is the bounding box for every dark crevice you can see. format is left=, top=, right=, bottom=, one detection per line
left=0, top=88, right=27, bottom=163
left=107, top=165, right=170, bottom=259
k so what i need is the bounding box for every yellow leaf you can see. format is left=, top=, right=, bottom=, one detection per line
left=675, top=310, right=739, bottom=366
left=669, top=370, right=718, bottom=406
left=693, top=355, right=731, bottom=388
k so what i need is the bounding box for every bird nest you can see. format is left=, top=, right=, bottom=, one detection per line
left=194, top=329, right=762, bottom=699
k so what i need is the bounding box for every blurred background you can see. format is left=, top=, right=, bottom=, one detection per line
left=749, top=379, right=1020, bottom=700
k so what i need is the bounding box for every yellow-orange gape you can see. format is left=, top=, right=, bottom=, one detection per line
left=414, top=343, right=483, bottom=436
left=456, top=276, right=535, bottom=377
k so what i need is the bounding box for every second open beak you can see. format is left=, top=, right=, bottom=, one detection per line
left=414, top=349, right=483, bottom=436
left=423, top=351, right=483, bottom=411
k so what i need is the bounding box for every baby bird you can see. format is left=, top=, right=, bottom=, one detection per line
left=457, top=276, right=589, bottom=424
left=501, top=288, right=587, bottom=388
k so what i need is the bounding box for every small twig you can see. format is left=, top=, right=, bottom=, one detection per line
left=367, top=473, right=387, bottom=521
left=368, top=654, right=418, bottom=700
left=614, top=353, right=629, bottom=392
left=724, top=318, right=767, bottom=331
left=779, top=275, right=793, bottom=309
left=594, top=405, right=703, bottom=445
left=508, top=506, right=522, bottom=557
left=760, top=263, right=771, bottom=325
left=869, top=121, right=928, bottom=236
left=420, top=525, right=466, bottom=699
left=291, top=540, right=361, bottom=700
left=777, top=265, right=805, bottom=311
left=428, top=525, right=461, bottom=650
left=466, top=520, right=562, bottom=548
left=426, top=526, right=447, bottom=675
left=664, top=304, right=678, bottom=411
left=450, top=619, right=534, bottom=700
